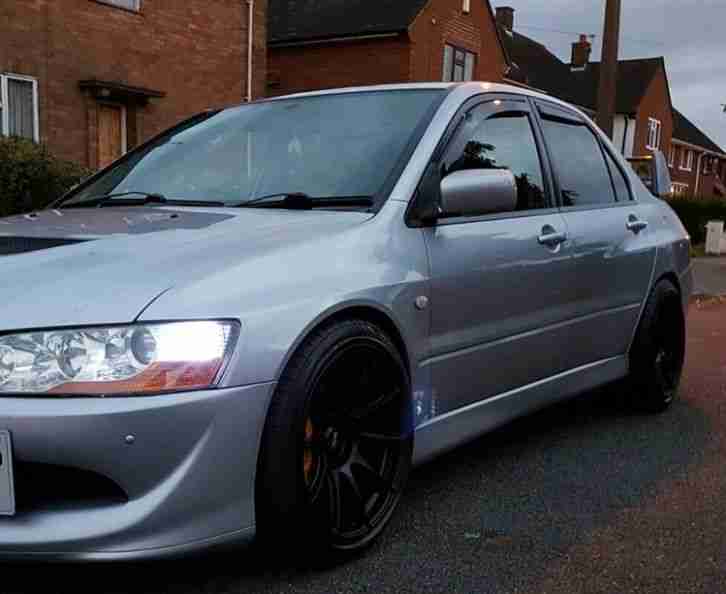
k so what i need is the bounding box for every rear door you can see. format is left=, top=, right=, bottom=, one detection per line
left=533, top=100, right=655, bottom=369
left=422, top=96, right=575, bottom=415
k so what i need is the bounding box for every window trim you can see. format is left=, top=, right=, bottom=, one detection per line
left=600, top=141, right=635, bottom=202
left=646, top=117, right=661, bottom=151
left=680, top=148, right=694, bottom=172
left=462, top=0, right=471, bottom=13
left=668, top=145, right=675, bottom=168
left=534, top=100, right=625, bottom=211
left=406, top=94, right=558, bottom=228
left=93, top=0, right=141, bottom=12
left=442, top=43, right=477, bottom=83
left=671, top=182, right=689, bottom=197
left=0, top=73, right=40, bottom=143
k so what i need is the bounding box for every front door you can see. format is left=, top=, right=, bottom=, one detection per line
left=98, top=103, right=126, bottom=169
left=423, top=97, right=574, bottom=415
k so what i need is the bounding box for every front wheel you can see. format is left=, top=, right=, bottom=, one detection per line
left=256, top=319, right=413, bottom=557
left=626, top=279, right=686, bottom=413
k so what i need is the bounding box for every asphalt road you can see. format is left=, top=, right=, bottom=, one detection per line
left=2, top=301, right=726, bottom=594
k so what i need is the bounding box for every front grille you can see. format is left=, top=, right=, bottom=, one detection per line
left=13, top=461, right=128, bottom=512
left=0, top=236, right=87, bottom=256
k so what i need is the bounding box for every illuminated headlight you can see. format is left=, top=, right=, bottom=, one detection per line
left=0, top=321, right=238, bottom=396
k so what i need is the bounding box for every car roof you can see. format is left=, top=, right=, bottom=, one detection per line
left=261, top=82, right=589, bottom=119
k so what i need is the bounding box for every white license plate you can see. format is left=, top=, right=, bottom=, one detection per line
left=0, top=431, right=15, bottom=515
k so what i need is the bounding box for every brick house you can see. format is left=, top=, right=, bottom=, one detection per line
left=495, top=5, right=726, bottom=199
left=1, top=0, right=267, bottom=170
left=497, top=7, right=673, bottom=159
left=669, top=110, right=726, bottom=198
left=267, top=0, right=509, bottom=96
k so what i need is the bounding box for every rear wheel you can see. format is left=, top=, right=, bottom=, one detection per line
left=626, top=279, right=686, bottom=413
left=256, top=319, right=413, bottom=557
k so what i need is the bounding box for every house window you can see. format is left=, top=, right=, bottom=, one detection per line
left=668, top=145, right=676, bottom=168
left=443, top=44, right=476, bottom=82
left=680, top=148, right=694, bottom=171
left=462, top=0, right=471, bottom=13
left=671, top=183, right=689, bottom=197
left=0, top=74, right=39, bottom=142
left=95, top=0, right=141, bottom=11
left=704, top=156, right=713, bottom=175
left=646, top=117, right=661, bottom=151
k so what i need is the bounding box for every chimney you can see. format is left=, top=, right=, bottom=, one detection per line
left=496, top=6, right=515, bottom=31
left=571, top=34, right=592, bottom=69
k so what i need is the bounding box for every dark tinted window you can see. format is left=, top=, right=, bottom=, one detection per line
left=443, top=107, right=548, bottom=211
left=540, top=118, right=616, bottom=207
left=603, top=149, right=632, bottom=201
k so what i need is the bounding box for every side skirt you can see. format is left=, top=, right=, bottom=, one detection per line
left=412, top=356, right=628, bottom=466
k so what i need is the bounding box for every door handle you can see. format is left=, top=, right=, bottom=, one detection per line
left=626, top=216, right=648, bottom=234
left=538, top=229, right=568, bottom=247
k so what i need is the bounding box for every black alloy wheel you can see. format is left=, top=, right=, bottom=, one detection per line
left=256, top=319, right=413, bottom=557
left=628, top=279, right=686, bottom=413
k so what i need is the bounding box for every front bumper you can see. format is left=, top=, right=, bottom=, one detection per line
left=0, top=382, right=275, bottom=560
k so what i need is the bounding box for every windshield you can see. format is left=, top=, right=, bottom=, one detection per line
left=61, top=90, right=445, bottom=209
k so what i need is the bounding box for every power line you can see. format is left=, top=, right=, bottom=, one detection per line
left=516, top=24, right=667, bottom=47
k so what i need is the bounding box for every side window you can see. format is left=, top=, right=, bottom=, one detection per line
left=603, top=148, right=632, bottom=202
left=441, top=106, right=548, bottom=211
left=540, top=117, right=616, bottom=207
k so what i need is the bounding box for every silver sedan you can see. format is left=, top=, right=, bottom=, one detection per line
left=0, top=83, right=692, bottom=561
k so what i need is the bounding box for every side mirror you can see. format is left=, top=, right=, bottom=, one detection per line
left=439, top=169, right=518, bottom=218
left=627, top=150, right=672, bottom=198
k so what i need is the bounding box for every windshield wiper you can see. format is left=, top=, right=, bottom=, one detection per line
left=235, top=193, right=374, bottom=209
left=62, top=192, right=226, bottom=209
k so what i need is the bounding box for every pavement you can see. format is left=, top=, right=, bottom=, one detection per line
left=693, top=256, right=726, bottom=296
left=2, top=278, right=726, bottom=593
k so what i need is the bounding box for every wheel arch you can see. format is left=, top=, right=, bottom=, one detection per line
left=627, top=269, right=684, bottom=354
left=276, top=301, right=412, bottom=383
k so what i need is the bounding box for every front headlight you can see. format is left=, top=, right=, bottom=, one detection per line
left=0, top=321, right=238, bottom=396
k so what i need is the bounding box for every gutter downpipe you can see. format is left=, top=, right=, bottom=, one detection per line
left=695, top=152, right=704, bottom=196
left=246, top=0, right=254, bottom=102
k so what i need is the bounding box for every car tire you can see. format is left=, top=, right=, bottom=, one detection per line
left=626, top=279, right=686, bottom=413
left=255, top=319, right=413, bottom=560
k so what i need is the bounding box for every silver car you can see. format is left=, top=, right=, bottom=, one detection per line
left=0, top=83, right=692, bottom=561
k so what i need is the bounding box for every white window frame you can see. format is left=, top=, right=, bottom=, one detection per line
left=680, top=148, right=694, bottom=172
left=95, top=0, right=141, bottom=11
left=0, top=73, right=40, bottom=142
left=646, top=117, right=661, bottom=151
left=462, top=0, right=471, bottom=13
left=668, top=145, right=675, bottom=168
left=443, top=43, right=477, bottom=82
left=704, top=156, right=713, bottom=175
left=671, top=182, right=689, bottom=197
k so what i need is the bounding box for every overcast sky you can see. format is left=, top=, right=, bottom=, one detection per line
left=498, top=0, right=726, bottom=149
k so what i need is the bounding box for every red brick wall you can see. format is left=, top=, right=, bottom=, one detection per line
left=670, top=144, right=726, bottom=198
left=670, top=144, right=698, bottom=195
left=268, top=37, right=410, bottom=97
left=633, top=63, right=673, bottom=158
left=409, top=0, right=507, bottom=83
left=1, top=0, right=267, bottom=168
left=268, top=0, right=507, bottom=96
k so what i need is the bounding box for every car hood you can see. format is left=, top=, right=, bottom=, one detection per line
left=0, top=207, right=372, bottom=330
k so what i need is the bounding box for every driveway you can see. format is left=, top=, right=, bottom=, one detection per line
left=2, top=302, right=726, bottom=593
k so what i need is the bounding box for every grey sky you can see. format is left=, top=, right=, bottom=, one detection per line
left=497, top=0, right=726, bottom=150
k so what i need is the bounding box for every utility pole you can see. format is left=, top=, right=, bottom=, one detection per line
left=596, top=0, right=622, bottom=138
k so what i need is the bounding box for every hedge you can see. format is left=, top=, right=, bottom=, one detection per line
left=0, top=136, right=92, bottom=217
left=666, top=197, right=726, bottom=245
